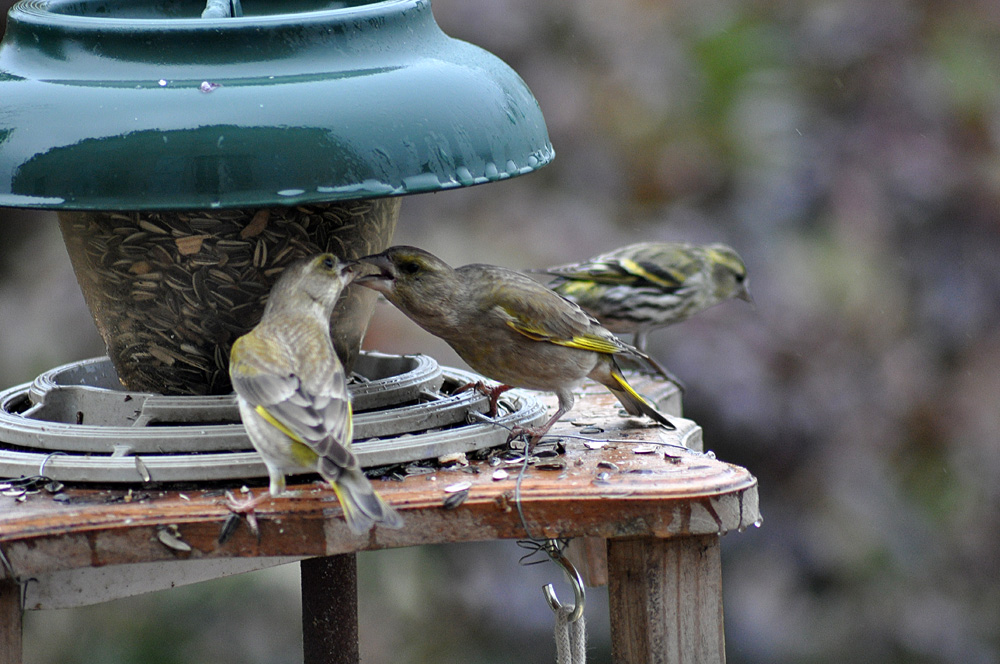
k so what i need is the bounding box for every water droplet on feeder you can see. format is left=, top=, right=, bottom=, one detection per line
left=277, top=188, right=305, bottom=197
left=753, top=518, right=763, bottom=528
left=484, top=161, right=499, bottom=179
left=402, top=172, right=442, bottom=191
left=158, top=79, right=168, bottom=87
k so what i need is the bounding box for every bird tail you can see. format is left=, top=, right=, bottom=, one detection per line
left=604, top=358, right=676, bottom=430
left=327, top=465, right=404, bottom=535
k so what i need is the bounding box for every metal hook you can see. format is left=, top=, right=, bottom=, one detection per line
left=542, top=540, right=586, bottom=623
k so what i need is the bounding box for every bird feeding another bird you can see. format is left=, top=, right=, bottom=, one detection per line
left=355, top=246, right=676, bottom=444
left=227, top=253, right=402, bottom=535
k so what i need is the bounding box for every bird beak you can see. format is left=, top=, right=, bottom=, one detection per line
left=353, top=254, right=395, bottom=291
left=737, top=283, right=754, bottom=305
left=340, top=260, right=357, bottom=283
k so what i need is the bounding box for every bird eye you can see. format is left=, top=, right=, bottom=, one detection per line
left=399, top=260, right=420, bottom=275
left=322, top=256, right=336, bottom=270
left=734, top=272, right=746, bottom=283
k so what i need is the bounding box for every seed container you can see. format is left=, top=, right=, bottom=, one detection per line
left=0, top=0, right=552, bottom=394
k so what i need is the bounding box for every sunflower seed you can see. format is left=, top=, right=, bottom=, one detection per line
left=443, top=489, right=469, bottom=510
left=157, top=527, right=192, bottom=552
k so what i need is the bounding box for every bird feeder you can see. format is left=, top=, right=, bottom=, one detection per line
left=0, top=0, right=553, bottom=396
left=0, top=7, right=762, bottom=663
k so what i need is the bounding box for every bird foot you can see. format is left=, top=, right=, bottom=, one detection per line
left=222, top=489, right=269, bottom=540
left=507, top=407, right=565, bottom=447
left=453, top=381, right=513, bottom=417
left=506, top=422, right=556, bottom=448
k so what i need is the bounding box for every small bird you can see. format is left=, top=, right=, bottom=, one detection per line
left=227, top=254, right=403, bottom=535
left=536, top=242, right=752, bottom=352
left=355, top=246, right=675, bottom=443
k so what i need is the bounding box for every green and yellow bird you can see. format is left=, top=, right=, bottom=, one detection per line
left=356, top=246, right=675, bottom=443
left=228, top=254, right=402, bottom=535
left=538, top=242, right=752, bottom=352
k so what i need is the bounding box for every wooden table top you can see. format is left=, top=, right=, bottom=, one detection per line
left=1, top=379, right=759, bottom=586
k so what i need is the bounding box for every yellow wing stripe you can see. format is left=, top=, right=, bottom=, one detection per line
left=504, top=319, right=550, bottom=341
left=610, top=365, right=654, bottom=407
left=619, top=258, right=677, bottom=289
left=556, top=280, right=594, bottom=296
left=550, top=335, right=622, bottom=354
left=255, top=405, right=303, bottom=443
left=505, top=319, right=623, bottom=354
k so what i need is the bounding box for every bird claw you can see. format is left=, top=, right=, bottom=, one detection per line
left=222, top=489, right=262, bottom=540
left=454, top=381, right=513, bottom=417
left=506, top=424, right=547, bottom=447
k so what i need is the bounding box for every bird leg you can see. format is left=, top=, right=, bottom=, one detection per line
left=453, top=381, right=513, bottom=417
left=507, top=407, right=566, bottom=447
left=632, top=331, right=649, bottom=353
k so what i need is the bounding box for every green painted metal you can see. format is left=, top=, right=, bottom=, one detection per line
left=0, top=0, right=552, bottom=210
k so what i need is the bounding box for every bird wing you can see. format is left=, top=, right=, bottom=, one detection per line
left=471, top=265, right=631, bottom=356
left=542, top=244, right=698, bottom=292
left=230, top=332, right=354, bottom=469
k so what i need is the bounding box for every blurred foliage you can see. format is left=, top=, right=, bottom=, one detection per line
left=4, top=0, right=1000, bottom=662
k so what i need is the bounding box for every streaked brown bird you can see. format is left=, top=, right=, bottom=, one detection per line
left=537, top=241, right=752, bottom=352
left=356, top=246, right=675, bottom=443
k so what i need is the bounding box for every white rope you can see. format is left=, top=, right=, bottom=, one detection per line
left=554, top=606, right=587, bottom=664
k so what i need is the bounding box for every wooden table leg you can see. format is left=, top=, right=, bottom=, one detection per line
left=608, top=536, right=725, bottom=664
left=565, top=537, right=609, bottom=588
left=1, top=580, right=21, bottom=664
left=301, top=554, right=358, bottom=664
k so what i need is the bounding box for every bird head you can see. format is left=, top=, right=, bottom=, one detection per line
left=707, top=244, right=752, bottom=304
left=354, top=246, right=458, bottom=321
left=266, top=253, right=356, bottom=317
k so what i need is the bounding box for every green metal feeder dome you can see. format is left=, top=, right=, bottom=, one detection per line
left=0, top=0, right=553, bottom=210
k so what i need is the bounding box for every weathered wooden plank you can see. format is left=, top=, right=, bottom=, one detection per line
left=301, top=555, right=358, bottom=664
left=608, top=536, right=725, bottom=664
left=22, top=556, right=305, bottom=610
left=0, top=580, right=21, bottom=664
left=0, top=426, right=758, bottom=582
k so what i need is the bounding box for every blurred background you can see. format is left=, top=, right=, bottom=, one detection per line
left=4, top=0, right=1000, bottom=662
